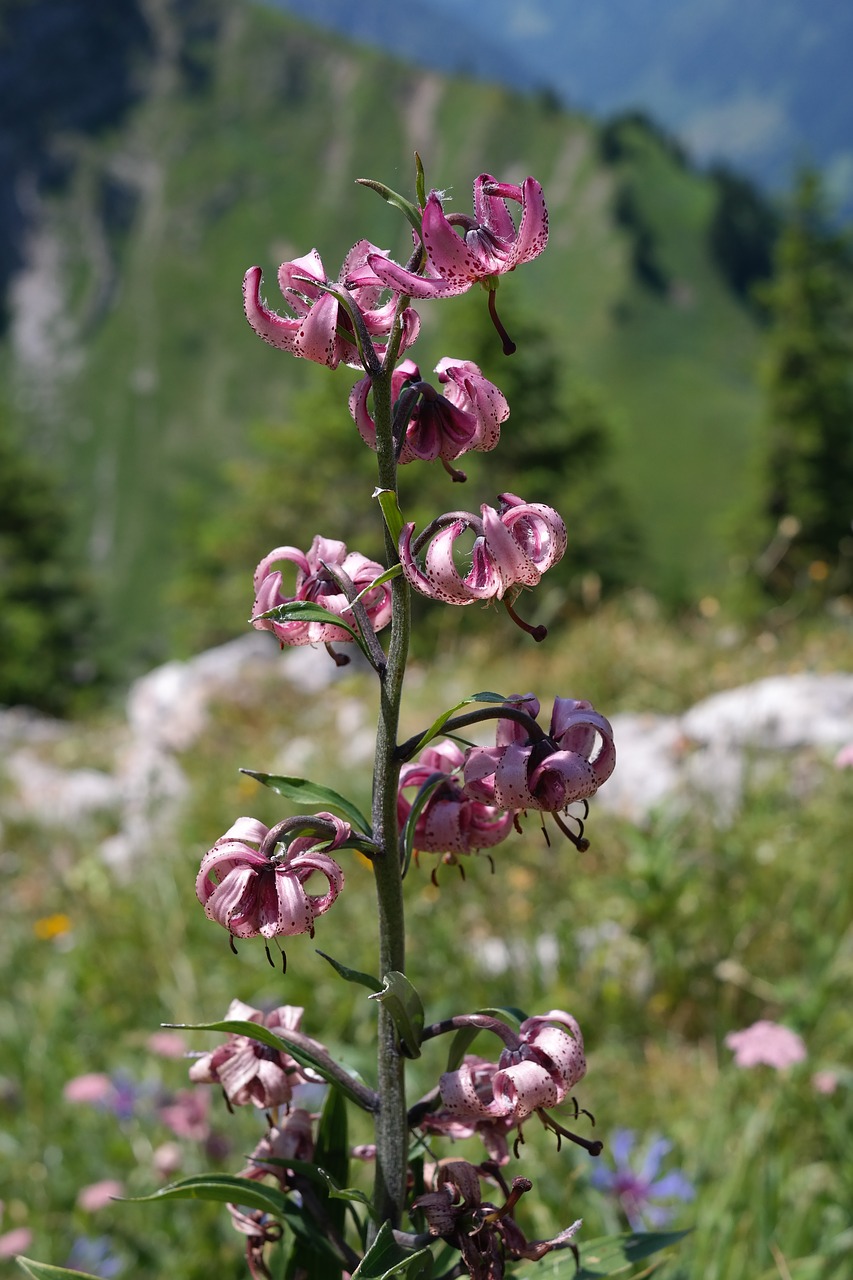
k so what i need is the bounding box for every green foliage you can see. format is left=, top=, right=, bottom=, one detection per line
left=5, top=608, right=852, bottom=1278
left=752, top=170, right=853, bottom=603
left=0, top=406, right=101, bottom=712
left=708, top=165, right=779, bottom=307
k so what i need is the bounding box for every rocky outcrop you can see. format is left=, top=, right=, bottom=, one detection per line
left=3, top=650, right=852, bottom=863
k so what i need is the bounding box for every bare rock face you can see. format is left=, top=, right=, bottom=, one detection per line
left=4, top=646, right=853, bottom=861
left=598, top=673, right=853, bottom=825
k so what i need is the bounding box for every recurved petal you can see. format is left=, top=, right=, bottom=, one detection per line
left=499, top=499, right=567, bottom=573
left=400, top=520, right=477, bottom=604
left=366, top=251, right=473, bottom=299
left=439, top=1062, right=493, bottom=1119
left=295, top=291, right=342, bottom=367
left=481, top=504, right=544, bottom=588
left=508, top=177, right=549, bottom=267
left=528, top=749, right=598, bottom=808
left=492, top=742, right=536, bottom=809
left=491, top=1059, right=562, bottom=1119
left=243, top=267, right=300, bottom=352
left=472, top=173, right=519, bottom=242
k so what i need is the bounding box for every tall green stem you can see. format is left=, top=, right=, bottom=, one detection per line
left=369, top=361, right=411, bottom=1229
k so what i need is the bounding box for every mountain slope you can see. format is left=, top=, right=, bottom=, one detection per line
left=2, top=0, right=764, bottom=676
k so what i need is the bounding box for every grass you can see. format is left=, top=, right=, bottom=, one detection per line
left=3, top=602, right=852, bottom=1277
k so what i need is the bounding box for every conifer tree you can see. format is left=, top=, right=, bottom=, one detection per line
left=754, top=170, right=853, bottom=601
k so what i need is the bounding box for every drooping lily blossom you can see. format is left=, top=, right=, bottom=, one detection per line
left=464, top=695, right=616, bottom=813
left=397, top=740, right=514, bottom=859
left=399, top=493, right=566, bottom=606
left=195, top=814, right=347, bottom=940
left=362, top=174, right=549, bottom=300
left=414, top=1161, right=582, bottom=1277
left=188, top=999, right=313, bottom=1109
left=349, top=357, right=509, bottom=468
left=416, top=1055, right=517, bottom=1165
left=439, top=1011, right=587, bottom=1128
left=251, top=535, right=392, bottom=647
left=243, top=239, right=420, bottom=369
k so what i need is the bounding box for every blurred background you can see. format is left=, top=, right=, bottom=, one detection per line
left=1, top=1, right=852, bottom=1277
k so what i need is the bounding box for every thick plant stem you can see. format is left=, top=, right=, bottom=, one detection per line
left=370, top=362, right=411, bottom=1231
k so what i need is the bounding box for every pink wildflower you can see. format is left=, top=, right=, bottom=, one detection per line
left=397, top=739, right=514, bottom=860
left=76, top=1180, right=125, bottom=1212
left=0, top=1227, right=33, bottom=1258
left=243, top=240, right=420, bottom=369
left=725, top=1020, right=807, bottom=1069
left=188, top=1000, right=316, bottom=1109
left=251, top=535, right=391, bottom=647
left=196, top=814, right=347, bottom=941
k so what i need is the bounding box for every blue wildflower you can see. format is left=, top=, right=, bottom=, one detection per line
left=590, top=1129, right=694, bottom=1230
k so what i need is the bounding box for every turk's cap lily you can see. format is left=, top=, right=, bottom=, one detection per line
left=196, top=814, right=348, bottom=941
left=252, top=535, right=392, bottom=646
left=439, top=1010, right=586, bottom=1127
left=244, top=239, right=420, bottom=369
left=188, top=999, right=313, bottom=1109
left=397, top=740, right=515, bottom=858
left=350, top=357, right=509, bottom=466
left=464, top=695, right=615, bottom=812
left=361, top=174, right=548, bottom=300
left=399, top=493, right=566, bottom=606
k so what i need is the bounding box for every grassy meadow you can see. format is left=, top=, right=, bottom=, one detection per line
left=3, top=600, right=852, bottom=1278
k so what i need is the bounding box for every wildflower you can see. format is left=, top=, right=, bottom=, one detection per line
left=463, top=694, right=615, bottom=827
left=158, top=1088, right=210, bottom=1141
left=397, top=739, right=514, bottom=859
left=834, top=742, right=853, bottom=768
left=0, top=1227, right=33, bottom=1259
left=439, top=1011, right=587, bottom=1129
left=63, top=1073, right=115, bottom=1105
left=251, top=536, right=391, bottom=647
left=364, top=174, right=548, bottom=300
left=725, top=1020, right=807, bottom=1070
left=243, top=240, right=420, bottom=369
left=416, top=1055, right=516, bottom=1165
left=812, top=1070, right=839, bottom=1095
left=76, top=1181, right=125, bottom=1213
left=590, top=1129, right=694, bottom=1230
left=399, top=493, right=566, bottom=619
left=349, top=357, right=509, bottom=470
left=414, top=1161, right=581, bottom=1279
left=196, top=814, right=347, bottom=941
left=188, top=1000, right=315, bottom=1109
left=146, top=1030, right=187, bottom=1059
left=64, top=1236, right=124, bottom=1278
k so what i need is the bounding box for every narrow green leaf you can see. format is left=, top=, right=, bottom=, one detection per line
left=414, top=153, right=426, bottom=210
left=400, top=773, right=446, bottom=878
left=254, top=599, right=365, bottom=647
left=524, top=1229, right=691, bottom=1278
left=171, top=1020, right=375, bottom=1111
left=368, top=972, right=425, bottom=1059
left=351, top=1221, right=434, bottom=1279
left=317, top=950, right=383, bottom=993
left=124, top=1173, right=288, bottom=1216
left=352, top=563, right=402, bottom=604
left=373, top=488, right=405, bottom=543
left=355, top=179, right=424, bottom=240
left=17, top=1262, right=104, bottom=1280
left=321, top=1178, right=378, bottom=1222
left=286, top=1087, right=351, bottom=1280
left=409, top=691, right=508, bottom=757
left=239, top=771, right=371, bottom=835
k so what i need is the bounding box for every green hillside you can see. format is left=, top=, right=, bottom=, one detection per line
left=1, top=0, right=765, bottom=679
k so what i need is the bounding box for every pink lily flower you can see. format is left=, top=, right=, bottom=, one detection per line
left=243, top=239, right=420, bottom=369
left=363, top=174, right=548, bottom=300
left=188, top=1000, right=311, bottom=1109
left=349, top=357, right=509, bottom=469
left=399, top=493, right=566, bottom=606
left=196, top=814, right=347, bottom=940
left=251, top=535, right=392, bottom=647
left=463, top=695, right=616, bottom=814
left=439, top=1011, right=587, bottom=1128
left=397, top=740, right=514, bottom=859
